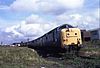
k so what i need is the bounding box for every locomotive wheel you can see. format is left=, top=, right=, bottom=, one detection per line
left=75, top=46, right=81, bottom=56
left=67, top=45, right=81, bottom=56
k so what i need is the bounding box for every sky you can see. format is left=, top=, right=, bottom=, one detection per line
left=0, top=0, right=100, bottom=44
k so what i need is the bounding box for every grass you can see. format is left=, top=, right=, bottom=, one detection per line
left=60, top=41, right=100, bottom=68
left=0, top=46, right=61, bottom=68
left=69, top=57, right=100, bottom=68
left=83, top=40, right=100, bottom=47
left=0, top=46, right=40, bottom=68
left=0, top=40, right=100, bottom=68
left=72, top=41, right=100, bottom=68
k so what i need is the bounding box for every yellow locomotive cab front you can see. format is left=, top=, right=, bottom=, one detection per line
left=61, top=28, right=82, bottom=48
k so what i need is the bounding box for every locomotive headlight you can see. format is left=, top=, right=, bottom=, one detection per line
left=67, top=33, right=69, bottom=35
left=63, top=39, right=66, bottom=41
left=63, top=39, right=68, bottom=42
left=66, top=36, right=69, bottom=38
left=75, top=33, right=77, bottom=35
left=66, top=39, right=68, bottom=41
left=77, top=38, right=80, bottom=40
left=66, top=33, right=69, bottom=38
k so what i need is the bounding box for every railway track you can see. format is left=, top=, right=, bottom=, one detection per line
left=42, top=51, right=100, bottom=68
left=38, top=49, right=99, bottom=60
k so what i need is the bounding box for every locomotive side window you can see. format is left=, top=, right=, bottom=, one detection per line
left=57, top=28, right=59, bottom=31
left=48, top=34, right=50, bottom=42
left=54, top=30, right=57, bottom=42
left=46, top=36, right=47, bottom=39
left=53, top=31, right=55, bottom=42
left=50, top=33, right=53, bottom=41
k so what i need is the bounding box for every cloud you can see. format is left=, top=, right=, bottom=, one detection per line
left=94, top=8, right=100, bottom=19
left=0, top=5, right=10, bottom=10
left=0, top=14, right=57, bottom=44
left=25, top=14, right=45, bottom=24
left=57, top=0, right=84, bottom=9
left=0, top=0, right=99, bottom=44
left=0, top=8, right=99, bottom=44
left=0, top=17, right=21, bottom=28
left=55, top=11, right=99, bottom=30
left=10, top=0, right=38, bottom=12
left=9, top=0, right=84, bottom=15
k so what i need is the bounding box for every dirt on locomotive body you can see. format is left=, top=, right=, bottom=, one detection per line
left=24, top=24, right=83, bottom=56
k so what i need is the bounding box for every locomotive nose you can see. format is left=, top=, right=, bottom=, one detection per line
left=61, top=28, right=82, bottom=48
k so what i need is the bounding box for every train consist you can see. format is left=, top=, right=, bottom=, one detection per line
left=26, top=24, right=82, bottom=54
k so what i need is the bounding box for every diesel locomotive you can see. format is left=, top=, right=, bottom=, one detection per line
left=27, top=24, right=82, bottom=54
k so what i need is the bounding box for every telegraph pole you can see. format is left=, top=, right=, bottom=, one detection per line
left=0, top=41, right=3, bottom=45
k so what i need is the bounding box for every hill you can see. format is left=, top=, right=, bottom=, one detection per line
left=0, top=43, right=100, bottom=68
left=0, top=46, right=64, bottom=68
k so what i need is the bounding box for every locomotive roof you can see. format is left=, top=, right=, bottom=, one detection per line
left=28, top=24, right=74, bottom=42
left=58, top=24, right=74, bottom=28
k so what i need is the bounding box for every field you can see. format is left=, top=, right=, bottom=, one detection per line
left=0, top=41, right=100, bottom=68
left=0, top=47, right=63, bottom=68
